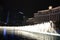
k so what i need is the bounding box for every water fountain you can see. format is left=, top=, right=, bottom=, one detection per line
left=0, top=6, right=60, bottom=40
left=0, top=21, right=60, bottom=40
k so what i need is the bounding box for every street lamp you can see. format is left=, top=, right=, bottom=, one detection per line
left=48, top=6, right=52, bottom=10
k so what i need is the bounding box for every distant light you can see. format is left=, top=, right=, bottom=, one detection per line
left=48, top=6, right=52, bottom=9
left=19, top=12, right=23, bottom=14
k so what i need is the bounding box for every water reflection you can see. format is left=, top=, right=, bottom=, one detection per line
left=0, top=21, right=60, bottom=40
left=3, top=28, right=6, bottom=36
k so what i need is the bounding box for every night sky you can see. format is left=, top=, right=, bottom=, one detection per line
left=1, top=0, right=60, bottom=17
left=0, top=0, right=60, bottom=24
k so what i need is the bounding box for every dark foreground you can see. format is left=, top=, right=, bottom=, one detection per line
left=0, top=32, right=36, bottom=40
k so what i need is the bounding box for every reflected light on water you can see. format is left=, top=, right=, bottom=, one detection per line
left=3, top=27, right=7, bottom=36
left=0, top=21, right=60, bottom=40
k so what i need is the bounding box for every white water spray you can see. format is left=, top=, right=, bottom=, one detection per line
left=19, top=21, right=57, bottom=33
left=0, top=21, right=58, bottom=34
left=0, top=21, right=60, bottom=40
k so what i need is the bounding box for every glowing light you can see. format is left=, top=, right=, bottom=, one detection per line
left=19, top=22, right=56, bottom=33
left=0, top=21, right=59, bottom=38
left=48, top=6, right=52, bottom=9
left=19, top=12, right=23, bottom=14
left=3, top=28, right=7, bottom=36
left=0, top=21, right=60, bottom=40
left=0, top=21, right=57, bottom=34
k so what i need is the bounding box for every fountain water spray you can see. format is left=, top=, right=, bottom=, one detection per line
left=0, top=21, right=60, bottom=40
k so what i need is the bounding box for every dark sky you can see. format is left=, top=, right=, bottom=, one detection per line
left=0, top=0, right=60, bottom=23
left=0, top=0, right=60, bottom=17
